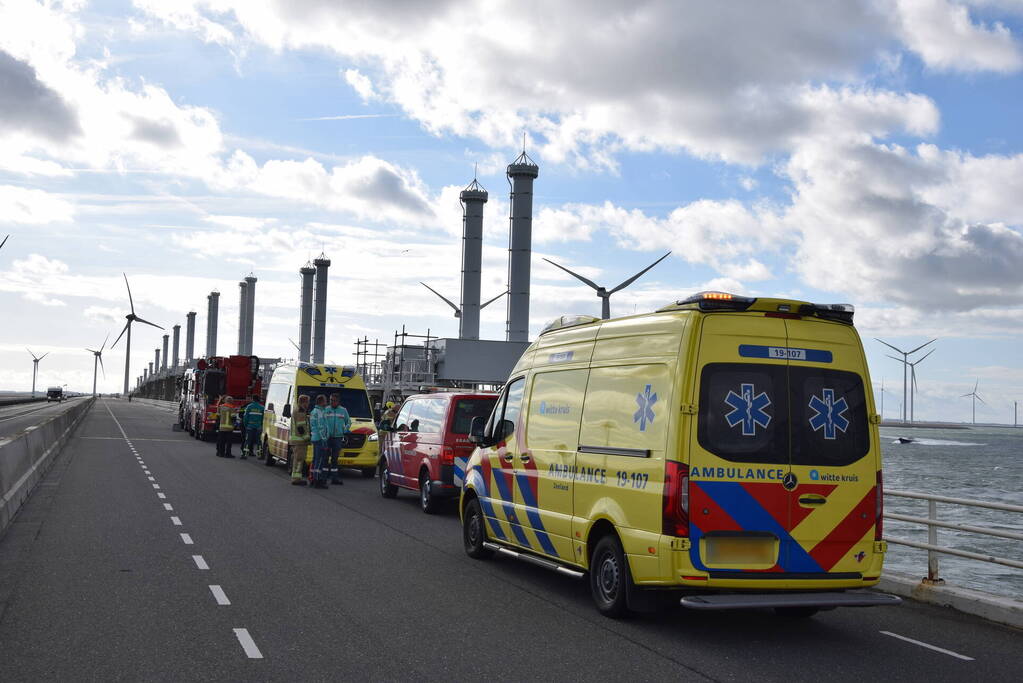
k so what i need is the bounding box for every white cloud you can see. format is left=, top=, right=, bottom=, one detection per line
left=894, top=0, right=1023, bottom=73
left=343, top=68, right=376, bottom=101
left=0, top=186, right=73, bottom=223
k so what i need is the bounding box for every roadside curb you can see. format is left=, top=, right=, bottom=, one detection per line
left=879, top=569, right=1023, bottom=630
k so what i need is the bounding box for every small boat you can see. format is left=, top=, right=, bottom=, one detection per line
left=894, top=437, right=915, bottom=444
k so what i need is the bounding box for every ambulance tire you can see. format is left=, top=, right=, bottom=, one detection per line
left=379, top=459, right=398, bottom=498
left=590, top=535, right=632, bottom=618
left=262, top=440, right=274, bottom=466
left=462, top=497, right=493, bottom=559
left=773, top=606, right=819, bottom=619
left=419, top=471, right=440, bottom=514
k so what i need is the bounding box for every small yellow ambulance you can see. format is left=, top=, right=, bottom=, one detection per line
left=460, top=292, right=899, bottom=617
left=261, top=363, right=379, bottom=477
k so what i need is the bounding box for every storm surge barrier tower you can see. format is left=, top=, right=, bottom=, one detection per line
left=312, top=254, right=330, bottom=364
left=298, top=263, right=315, bottom=362
left=506, top=150, right=538, bottom=342
left=460, top=177, right=488, bottom=340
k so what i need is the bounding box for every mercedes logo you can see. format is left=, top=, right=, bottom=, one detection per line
left=782, top=472, right=798, bottom=491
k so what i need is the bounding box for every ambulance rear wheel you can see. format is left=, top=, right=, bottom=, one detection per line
left=262, top=440, right=274, bottom=466
left=378, top=459, right=398, bottom=498
left=590, top=535, right=631, bottom=618
left=462, top=497, right=493, bottom=559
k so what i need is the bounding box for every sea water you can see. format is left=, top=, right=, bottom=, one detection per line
left=880, top=425, right=1023, bottom=599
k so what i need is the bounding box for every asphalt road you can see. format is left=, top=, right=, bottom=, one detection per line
left=0, top=397, right=84, bottom=439
left=0, top=399, right=1019, bottom=681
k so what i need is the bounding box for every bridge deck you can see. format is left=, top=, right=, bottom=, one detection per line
left=0, top=400, right=1019, bottom=680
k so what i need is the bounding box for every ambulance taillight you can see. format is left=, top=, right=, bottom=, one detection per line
left=662, top=461, right=690, bottom=537
left=875, top=470, right=884, bottom=540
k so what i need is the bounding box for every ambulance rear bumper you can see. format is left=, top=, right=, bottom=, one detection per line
left=680, top=591, right=901, bottom=610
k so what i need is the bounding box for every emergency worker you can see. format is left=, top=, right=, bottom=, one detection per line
left=216, top=395, right=236, bottom=458
left=309, top=394, right=330, bottom=488
left=288, top=394, right=311, bottom=486
left=324, top=392, right=351, bottom=485
left=380, top=401, right=397, bottom=430
left=240, top=394, right=264, bottom=459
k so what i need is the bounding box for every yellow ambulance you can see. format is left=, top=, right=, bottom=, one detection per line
left=260, top=363, right=379, bottom=477
left=460, top=292, right=899, bottom=617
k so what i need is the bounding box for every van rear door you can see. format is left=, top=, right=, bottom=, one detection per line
left=784, top=319, right=877, bottom=575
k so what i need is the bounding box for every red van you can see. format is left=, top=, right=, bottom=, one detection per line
left=378, top=391, right=498, bottom=513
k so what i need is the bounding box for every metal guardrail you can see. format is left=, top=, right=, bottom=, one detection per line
left=885, top=489, right=1023, bottom=582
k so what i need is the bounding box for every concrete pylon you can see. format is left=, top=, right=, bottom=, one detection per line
left=237, top=280, right=248, bottom=355
left=299, top=264, right=315, bottom=362
left=460, top=178, right=488, bottom=340
left=185, top=312, right=196, bottom=361
left=161, top=335, right=169, bottom=371
left=244, top=275, right=256, bottom=355
left=206, top=292, right=220, bottom=357
left=145, top=366, right=150, bottom=381
left=172, top=324, right=181, bottom=368
left=506, top=151, right=538, bottom=342
left=312, top=254, right=330, bottom=364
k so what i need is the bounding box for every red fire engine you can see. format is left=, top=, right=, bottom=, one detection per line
left=179, top=355, right=263, bottom=441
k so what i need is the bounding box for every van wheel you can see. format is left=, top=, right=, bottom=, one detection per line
left=263, top=440, right=274, bottom=466
left=378, top=459, right=398, bottom=498
left=361, top=467, right=376, bottom=478
left=420, top=472, right=439, bottom=514
left=774, top=606, right=819, bottom=619
left=590, top=535, right=632, bottom=618
left=462, top=497, right=493, bottom=559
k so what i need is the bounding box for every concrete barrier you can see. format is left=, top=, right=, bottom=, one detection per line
left=129, top=397, right=178, bottom=413
left=879, top=570, right=1023, bottom=630
left=0, top=397, right=94, bottom=535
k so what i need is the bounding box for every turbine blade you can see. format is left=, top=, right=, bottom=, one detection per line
left=110, top=321, right=130, bottom=348
left=123, top=272, right=137, bottom=316
left=289, top=338, right=300, bottom=352
left=884, top=354, right=906, bottom=363
left=541, top=258, right=601, bottom=291
left=480, top=290, right=508, bottom=309
left=973, top=379, right=979, bottom=392
left=0, top=234, right=8, bottom=250
left=39, top=352, right=49, bottom=361
left=912, top=367, right=918, bottom=392
left=100, top=332, right=109, bottom=352
left=908, top=338, right=937, bottom=355
left=85, top=348, right=97, bottom=353
left=874, top=338, right=905, bottom=355
left=961, top=393, right=972, bottom=398
left=915, top=349, right=935, bottom=364
left=609, top=251, right=672, bottom=294
left=134, top=316, right=164, bottom=330
left=976, top=394, right=986, bottom=405
left=26, top=347, right=36, bottom=360
left=419, top=282, right=460, bottom=313
left=98, top=355, right=106, bottom=378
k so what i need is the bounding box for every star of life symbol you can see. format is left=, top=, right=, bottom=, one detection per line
left=724, top=383, right=772, bottom=436
left=634, top=384, right=657, bottom=432
left=808, top=388, right=850, bottom=440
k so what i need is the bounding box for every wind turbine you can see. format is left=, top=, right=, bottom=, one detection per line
left=885, top=348, right=934, bottom=423
left=27, top=348, right=48, bottom=398
left=875, top=338, right=936, bottom=423
left=542, top=252, right=672, bottom=320
left=85, top=334, right=109, bottom=397
left=962, top=380, right=985, bottom=425
left=110, top=273, right=163, bottom=401
left=1, top=234, right=9, bottom=251
left=419, top=282, right=508, bottom=319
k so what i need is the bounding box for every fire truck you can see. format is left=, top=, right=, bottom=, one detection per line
left=179, top=355, right=263, bottom=441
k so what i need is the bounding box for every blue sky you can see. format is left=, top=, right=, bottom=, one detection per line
left=1, top=0, right=1022, bottom=423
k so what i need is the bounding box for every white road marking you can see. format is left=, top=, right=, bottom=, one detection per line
left=152, top=484, right=160, bottom=489
left=171, top=516, right=182, bottom=526
left=192, top=555, right=209, bottom=570
left=157, top=493, right=166, bottom=499
left=879, top=631, right=975, bottom=661
left=147, top=476, right=155, bottom=481
left=163, top=503, right=173, bottom=511
left=233, top=628, right=263, bottom=659
left=180, top=533, right=193, bottom=545
left=209, top=585, right=231, bottom=605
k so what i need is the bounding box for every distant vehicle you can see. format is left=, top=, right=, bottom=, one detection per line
left=894, top=437, right=915, bottom=444
left=378, top=391, right=499, bottom=512
left=179, top=356, right=262, bottom=441
left=461, top=292, right=898, bottom=618
left=261, top=363, right=379, bottom=477
left=46, top=386, right=64, bottom=402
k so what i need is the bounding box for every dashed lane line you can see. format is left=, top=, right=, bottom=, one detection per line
left=157, top=493, right=166, bottom=499
left=152, top=484, right=161, bottom=490
left=879, top=631, right=974, bottom=661
left=233, top=629, right=263, bottom=659
left=171, top=516, right=182, bottom=526
left=180, top=533, right=193, bottom=545
left=209, top=585, right=231, bottom=606
left=164, top=503, right=173, bottom=511
left=192, top=555, right=209, bottom=570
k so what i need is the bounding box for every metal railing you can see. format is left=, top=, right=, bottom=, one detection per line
left=885, top=489, right=1023, bottom=583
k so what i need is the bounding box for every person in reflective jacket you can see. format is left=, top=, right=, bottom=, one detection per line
left=216, top=396, right=236, bottom=458
left=288, top=394, right=311, bottom=486
left=323, top=392, right=352, bottom=485
left=309, top=394, right=330, bottom=488
left=240, top=394, right=264, bottom=460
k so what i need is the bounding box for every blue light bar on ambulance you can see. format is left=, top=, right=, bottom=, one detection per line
left=798, top=302, right=855, bottom=324
left=673, top=291, right=755, bottom=312
left=540, top=314, right=601, bottom=335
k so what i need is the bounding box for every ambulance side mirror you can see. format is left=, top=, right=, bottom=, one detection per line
left=468, top=416, right=487, bottom=445
left=282, top=403, right=292, bottom=418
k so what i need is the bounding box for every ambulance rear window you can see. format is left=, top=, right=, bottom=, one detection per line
left=790, top=367, right=869, bottom=466
left=697, top=363, right=787, bottom=465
